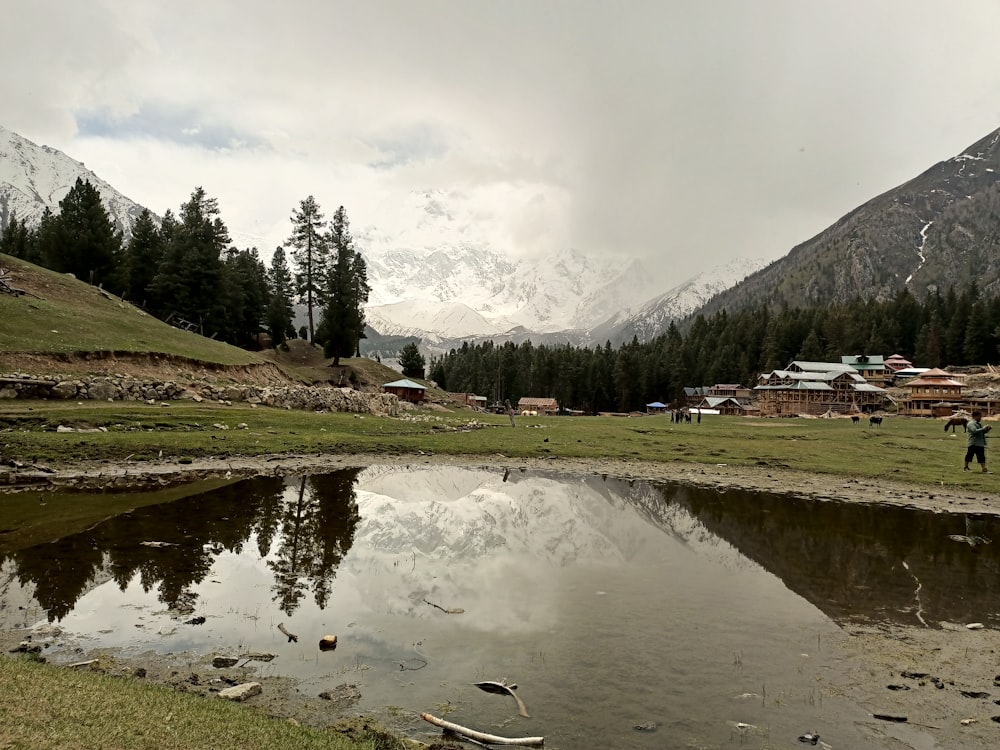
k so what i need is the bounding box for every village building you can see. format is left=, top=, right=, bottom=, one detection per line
left=884, top=353, right=913, bottom=373
left=683, top=386, right=711, bottom=407
left=754, top=360, right=888, bottom=416
left=841, top=354, right=891, bottom=387
left=517, top=396, right=559, bottom=415
left=449, top=392, right=487, bottom=409
left=645, top=401, right=669, bottom=414
left=382, top=378, right=426, bottom=403
left=706, top=384, right=753, bottom=401
left=694, top=396, right=747, bottom=415
left=898, top=368, right=966, bottom=416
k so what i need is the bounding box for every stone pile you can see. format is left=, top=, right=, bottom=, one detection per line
left=0, top=373, right=400, bottom=416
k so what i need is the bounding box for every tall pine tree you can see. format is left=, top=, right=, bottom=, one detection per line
left=286, top=196, right=328, bottom=343
left=149, top=188, right=230, bottom=333
left=47, top=178, right=123, bottom=291
left=122, top=209, right=164, bottom=306
left=316, top=206, right=370, bottom=365
left=267, top=246, right=296, bottom=346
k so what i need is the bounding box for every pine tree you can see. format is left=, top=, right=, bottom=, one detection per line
left=47, top=178, right=123, bottom=291
left=122, top=209, right=163, bottom=306
left=399, top=342, right=426, bottom=378
left=221, top=248, right=269, bottom=347
left=0, top=214, right=38, bottom=262
left=267, top=246, right=296, bottom=346
left=286, top=196, right=328, bottom=343
left=149, top=187, right=230, bottom=332
left=316, top=206, right=370, bottom=365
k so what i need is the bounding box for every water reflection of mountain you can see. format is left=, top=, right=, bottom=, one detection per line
left=6, top=464, right=986, bottom=631
left=670, top=485, right=1000, bottom=628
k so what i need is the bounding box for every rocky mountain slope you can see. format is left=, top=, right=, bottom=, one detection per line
left=695, top=127, right=1000, bottom=319
left=0, top=125, right=151, bottom=241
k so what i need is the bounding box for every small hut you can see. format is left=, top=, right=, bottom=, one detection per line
left=382, top=378, right=426, bottom=403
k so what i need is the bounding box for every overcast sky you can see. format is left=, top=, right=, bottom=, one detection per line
left=6, top=1, right=1000, bottom=285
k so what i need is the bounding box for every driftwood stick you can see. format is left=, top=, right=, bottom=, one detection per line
left=67, top=659, right=99, bottom=668
left=277, top=623, right=299, bottom=643
left=420, top=713, right=543, bottom=746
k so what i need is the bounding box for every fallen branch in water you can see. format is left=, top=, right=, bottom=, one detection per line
left=423, top=598, right=465, bottom=614
left=277, top=623, right=298, bottom=642
left=420, top=713, right=543, bottom=746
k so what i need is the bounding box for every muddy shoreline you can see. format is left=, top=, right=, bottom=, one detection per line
left=4, top=451, right=997, bottom=517
left=4, top=453, right=1000, bottom=748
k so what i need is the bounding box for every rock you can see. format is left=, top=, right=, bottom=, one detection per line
left=88, top=381, right=117, bottom=400
left=318, top=683, right=361, bottom=707
left=212, top=656, right=239, bottom=668
left=218, top=682, right=262, bottom=701
left=50, top=381, right=78, bottom=399
left=319, top=635, right=338, bottom=651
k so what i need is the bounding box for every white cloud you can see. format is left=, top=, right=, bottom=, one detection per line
left=4, top=0, right=1000, bottom=284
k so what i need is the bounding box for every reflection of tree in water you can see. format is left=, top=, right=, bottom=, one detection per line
left=8, top=478, right=285, bottom=621
left=268, top=471, right=361, bottom=616
left=12, top=537, right=106, bottom=621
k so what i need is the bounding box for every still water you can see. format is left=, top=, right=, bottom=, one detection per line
left=3, top=466, right=999, bottom=748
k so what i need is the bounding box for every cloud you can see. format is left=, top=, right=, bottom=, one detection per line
left=4, top=0, right=1000, bottom=286
left=76, top=104, right=267, bottom=151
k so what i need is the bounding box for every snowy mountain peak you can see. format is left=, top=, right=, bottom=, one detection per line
left=0, top=124, right=152, bottom=240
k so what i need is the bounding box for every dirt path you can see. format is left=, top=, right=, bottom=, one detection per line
left=4, top=453, right=1000, bottom=748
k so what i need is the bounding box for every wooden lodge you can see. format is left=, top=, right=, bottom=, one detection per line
left=898, top=368, right=966, bottom=416
left=382, top=378, right=427, bottom=403
left=517, top=396, right=559, bottom=415
left=841, top=354, right=891, bottom=387
left=695, top=396, right=747, bottom=415
left=754, top=360, right=888, bottom=416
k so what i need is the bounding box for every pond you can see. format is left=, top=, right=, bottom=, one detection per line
left=3, top=465, right=999, bottom=748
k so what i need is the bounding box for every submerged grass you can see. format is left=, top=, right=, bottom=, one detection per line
left=0, top=657, right=384, bottom=750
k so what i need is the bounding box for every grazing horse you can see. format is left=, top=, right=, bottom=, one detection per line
left=869, top=415, right=883, bottom=429
left=851, top=415, right=860, bottom=425
left=944, top=416, right=969, bottom=433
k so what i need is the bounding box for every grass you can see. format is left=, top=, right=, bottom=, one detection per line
left=0, top=657, right=389, bottom=750
left=0, top=401, right=993, bottom=492
left=0, top=254, right=264, bottom=365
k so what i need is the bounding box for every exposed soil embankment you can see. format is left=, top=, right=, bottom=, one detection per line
left=0, top=351, right=296, bottom=386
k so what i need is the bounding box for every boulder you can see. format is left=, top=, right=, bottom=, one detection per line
left=50, top=381, right=78, bottom=399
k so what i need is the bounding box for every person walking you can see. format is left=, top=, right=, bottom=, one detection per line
left=964, top=410, right=991, bottom=473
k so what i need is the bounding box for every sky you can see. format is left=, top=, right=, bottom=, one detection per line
left=6, top=0, right=1000, bottom=286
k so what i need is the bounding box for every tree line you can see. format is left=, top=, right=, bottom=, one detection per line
left=430, top=284, right=1000, bottom=414
left=0, top=179, right=368, bottom=361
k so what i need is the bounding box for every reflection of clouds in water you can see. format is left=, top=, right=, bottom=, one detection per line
left=340, top=465, right=700, bottom=634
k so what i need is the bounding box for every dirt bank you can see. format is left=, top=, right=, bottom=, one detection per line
left=3, top=453, right=1000, bottom=748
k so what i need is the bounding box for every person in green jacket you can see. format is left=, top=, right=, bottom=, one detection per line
left=964, top=410, right=991, bottom=473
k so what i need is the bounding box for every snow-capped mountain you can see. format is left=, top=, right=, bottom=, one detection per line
left=1, top=126, right=761, bottom=348
left=358, top=190, right=675, bottom=341
left=588, top=256, right=768, bottom=345
left=0, top=125, right=152, bottom=240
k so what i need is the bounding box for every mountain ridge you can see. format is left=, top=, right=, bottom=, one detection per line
left=693, top=126, right=1000, bottom=320
left=0, top=125, right=152, bottom=241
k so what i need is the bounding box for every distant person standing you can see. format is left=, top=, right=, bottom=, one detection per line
left=964, top=410, right=991, bottom=473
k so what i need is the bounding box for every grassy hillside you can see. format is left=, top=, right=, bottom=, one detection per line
left=0, top=253, right=429, bottom=392
left=0, top=253, right=265, bottom=365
